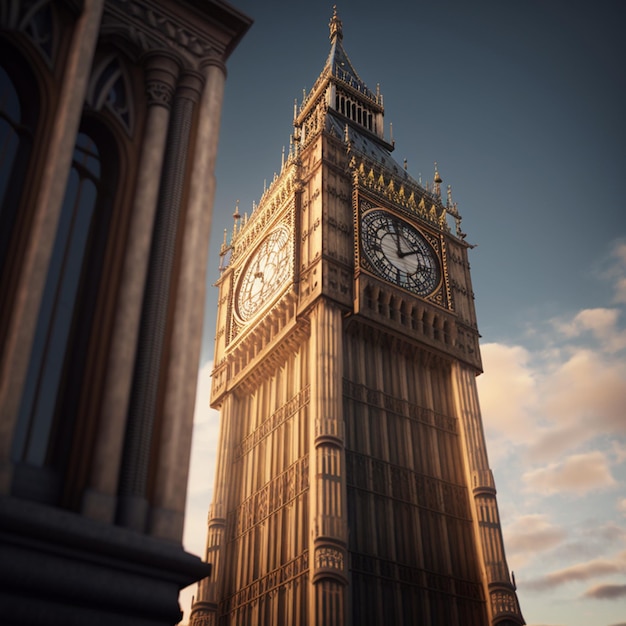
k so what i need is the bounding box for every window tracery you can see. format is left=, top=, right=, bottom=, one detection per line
left=86, top=55, right=133, bottom=134
left=0, top=0, right=56, bottom=65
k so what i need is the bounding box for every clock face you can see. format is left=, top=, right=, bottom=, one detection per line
left=361, top=209, right=440, bottom=296
left=236, top=225, right=291, bottom=322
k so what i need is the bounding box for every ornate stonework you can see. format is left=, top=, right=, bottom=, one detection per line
left=194, top=9, right=523, bottom=626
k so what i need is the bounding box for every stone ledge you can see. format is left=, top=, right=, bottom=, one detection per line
left=0, top=496, right=211, bottom=626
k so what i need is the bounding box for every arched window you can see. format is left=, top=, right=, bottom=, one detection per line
left=0, top=61, right=38, bottom=274
left=0, top=65, right=21, bottom=209
left=13, top=125, right=119, bottom=476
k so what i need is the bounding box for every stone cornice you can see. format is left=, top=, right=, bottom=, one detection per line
left=102, top=0, right=232, bottom=69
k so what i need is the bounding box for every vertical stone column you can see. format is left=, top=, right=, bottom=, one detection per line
left=190, top=393, right=236, bottom=626
left=308, top=300, right=349, bottom=626
left=116, top=70, right=203, bottom=532
left=452, top=362, right=524, bottom=625
left=0, top=0, right=105, bottom=492
left=82, top=53, right=180, bottom=523
left=149, top=58, right=227, bottom=541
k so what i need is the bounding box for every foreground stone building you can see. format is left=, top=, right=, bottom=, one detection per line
left=0, top=1, right=250, bottom=624
left=190, top=9, right=524, bottom=626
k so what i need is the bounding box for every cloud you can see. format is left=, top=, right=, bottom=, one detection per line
left=522, top=451, right=617, bottom=496
left=554, top=307, right=626, bottom=352
left=541, top=522, right=626, bottom=565
left=477, top=343, right=538, bottom=445
left=618, top=498, right=626, bottom=516
left=529, top=349, right=626, bottom=459
left=554, top=241, right=626, bottom=347
left=526, top=560, right=618, bottom=590
left=596, top=521, right=626, bottom=543
left=479, top=238, right=626, bottom=462
left=613, top=241, right=626, bottom=266
left=611, top=441, right=626, bottom=464
left=614, top=276, right=626, bottom=305
left=480, top=339, right=626, bottom=463
left=504, top=514, right=567, bottom=556
left=524, top=552, right=626, bottom=591
left=583, top=583, right=626, bottom=600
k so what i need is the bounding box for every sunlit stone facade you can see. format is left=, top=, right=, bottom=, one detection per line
left=191, top=10, right=524, bottom=626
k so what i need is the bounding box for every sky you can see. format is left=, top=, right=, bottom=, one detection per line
left=179, top=2, right=626, bottom=625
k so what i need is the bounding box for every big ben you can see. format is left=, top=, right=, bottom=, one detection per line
left=190, top=9, right=524, bottom=626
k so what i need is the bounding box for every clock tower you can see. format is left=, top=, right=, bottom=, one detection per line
left=190, top=9, right=524, bottom=626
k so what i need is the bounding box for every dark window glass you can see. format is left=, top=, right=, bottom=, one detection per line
left=0, top=65, right=21, bottom=209
left=13, top=133, right=103, bottom=466
left=0, top=61, right=37, bottom=273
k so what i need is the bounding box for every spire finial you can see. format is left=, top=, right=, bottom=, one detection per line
left=433, top=162, right=442, bottom=197
left=434, top=162, right=442, bottom=184
left=232, top=200, right=241, bottom=237
left=329, top=5, right=343, bottom=41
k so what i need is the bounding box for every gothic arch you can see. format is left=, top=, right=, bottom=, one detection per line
left=0, top=36, right=50, bottom=354
left=86, top=52, right=135, bottom=135
left=0, top=0, right=58, bottom=67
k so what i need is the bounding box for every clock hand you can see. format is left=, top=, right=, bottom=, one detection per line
left=390, top=224, right=403, bottom=254
left=395, top=233, right=418, bottom=258
left=397, top=249, right=419, bottom=259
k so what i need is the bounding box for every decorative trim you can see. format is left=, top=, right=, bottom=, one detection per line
left=346, top=450, right=472, bottom=520
left=351, top=552, right=484, bottom=601
left=226, top=455, right=309, bottom=541
left=344, top=380, right=458, bottom=434
left=350, top=157, right=450, bottom=233
left=236, top=386, right=310, bottom=458
left=86, top=53, right=134, bottom=135
left=145, top=78, right=174, bottom=107
left=490, top=587, right=525, bottom=623
left=230, top=169, right=298, bottom=266
left=221, top=552, right=309, bottom=615
left=314, top=546, right=345, bottom=570
left=103, top=0, right=219, bottom=67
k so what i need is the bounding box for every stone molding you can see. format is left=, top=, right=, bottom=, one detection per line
left=103, top=0, right=227, bottom=71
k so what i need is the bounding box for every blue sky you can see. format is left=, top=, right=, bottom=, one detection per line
left=180, top=2, right=626, bottom=624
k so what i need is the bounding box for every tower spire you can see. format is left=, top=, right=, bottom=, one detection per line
left=329, top=5, right=343, bottom=42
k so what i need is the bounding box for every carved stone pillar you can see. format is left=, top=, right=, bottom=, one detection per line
left=189, top=392, right=235, bottom=626
left=308, top=300, right=349, bottom=626
left=82, top=52, right=180, bottom=523
left=117, top=69, right=203, bottom=532
left=452, top=362, right=524, bottom=625
left=149, top=58, right=227, bottom=541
